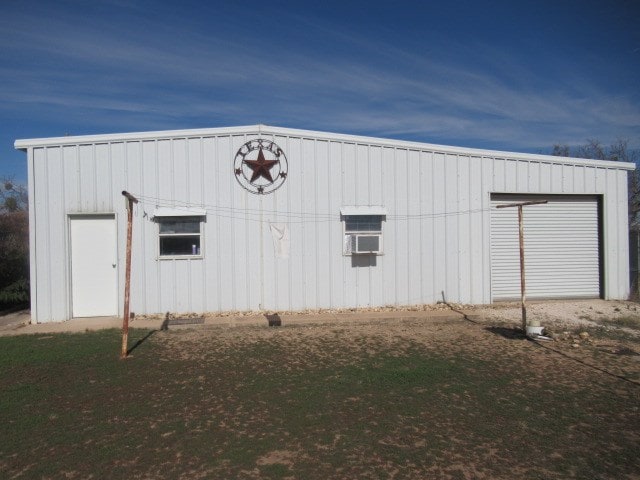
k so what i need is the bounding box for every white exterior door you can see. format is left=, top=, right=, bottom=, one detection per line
left=490, top=194, right=601, bottom=300
left=70, top=215, right=118, bottom=317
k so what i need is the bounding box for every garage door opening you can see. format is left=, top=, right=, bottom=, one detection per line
left=490, top=194, right=603, bottom=301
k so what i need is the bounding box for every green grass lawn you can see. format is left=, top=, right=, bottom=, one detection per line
left=0, top=320, right=638, bottom=479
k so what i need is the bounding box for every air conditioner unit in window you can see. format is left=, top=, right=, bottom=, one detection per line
left=348, top=233, right=382, bottom=254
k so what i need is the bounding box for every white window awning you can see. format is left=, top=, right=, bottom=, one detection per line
left=340, top=206, right=387, bottom=216
left=153, top=207, right=207, bottom=217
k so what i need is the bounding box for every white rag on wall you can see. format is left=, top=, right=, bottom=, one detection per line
left=269, top=223, right=290, bottom=259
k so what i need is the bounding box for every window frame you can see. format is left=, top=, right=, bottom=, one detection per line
left=156, top=215, right=204, bottom=260
left=341, top=212, right=385, bottom=256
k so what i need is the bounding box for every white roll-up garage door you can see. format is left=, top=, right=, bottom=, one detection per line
left=490, top=194, right=601, bottom=300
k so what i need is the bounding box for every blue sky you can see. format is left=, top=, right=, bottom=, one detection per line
left=2, top=0, right=639, bottom=184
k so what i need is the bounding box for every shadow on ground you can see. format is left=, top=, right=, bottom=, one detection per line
left=485, top=326, right=526, bottom=340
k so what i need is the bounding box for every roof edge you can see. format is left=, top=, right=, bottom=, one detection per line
left=14, top=124, right=636, bottom=171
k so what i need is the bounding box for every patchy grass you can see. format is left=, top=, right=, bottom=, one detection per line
left=599, top=315, right=640, bottom=330
left=0, top=321, right=639, bottom=479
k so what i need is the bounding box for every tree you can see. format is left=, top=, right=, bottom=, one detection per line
left=552, top=139, right=640, bottom=228
left=0, top=177, right=29, bottom=307
left=0, top=179, right=27, bottom=213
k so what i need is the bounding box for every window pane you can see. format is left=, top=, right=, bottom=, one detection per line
left=345, top=215, right=382, bottom=232
left=357, top=235, right=380, bottom=252
left=160, top=236, right=201, bottom=256
left=159, top=217, right=201, bottom=234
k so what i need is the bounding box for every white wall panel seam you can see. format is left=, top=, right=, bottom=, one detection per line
left=154, top=140, right=162, bottom=310
left=26, top=148, right=37, bottom=320
left=419, top=151, right=424, bottom=303
left=44, top=147, right=52, bottom=320
left=61, top=147, right=70, bottom=321
left=315, top=139, right=320, bottom=309
left=199, top=137, right=206, bottom=313
left=138, top=141, right=148, bottom=313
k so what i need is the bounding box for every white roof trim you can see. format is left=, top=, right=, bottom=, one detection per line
left=13, top=124, right=636, bottom=171
left=340, top=206, right=387, bottom=216
left=153, top=207, right=206, bottom=217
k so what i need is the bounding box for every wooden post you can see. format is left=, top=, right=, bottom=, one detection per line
left=496, top=200, right=547, bottom=334
left=121, top=191, right=138, bottom=359
left=518, top=205, right=526, bottom=332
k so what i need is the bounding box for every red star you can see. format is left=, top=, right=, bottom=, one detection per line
left=244, top=148, right=278, bottom=183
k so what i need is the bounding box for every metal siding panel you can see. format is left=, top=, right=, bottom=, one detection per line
left=27, top=148, right=39, bottom=321
left=480, top=157, right=493, bottom=303
left=330, top=141, right=345, bottom=308
left=232, top=135, right=254, bottom=311
left=356, top=143, right=369, bottom=204
left=315, top=140, right=332, bottom=308
left=47, top=147, right=68, bottom=321
left=95, top=144, right=112, bottom=211
left=355, top=144, right=371, bottom=306
left=617, top=171, right=630, bottom=298
left=493, top=158, right=505, bottom=192
left=172, top=139, right=188, bottom=202
left=187, top=139, right=204, bottom=206
left=445, top=155, right=459, bottom=300
left=78, top=145, right=95, bottom=212
left=562, top=164, right=574, bottom=193
left=142, top=141, right=160, bottom=313
left=516, top=160, right=528, bottom=191
left=528, top=161, right=540, bottom=192
left=368, top=145, right=385, bottom=305
left=468, top=157, right=483, bottom=303
left=33, top=148, right=51, bottom=321
left=282, top=136, right=302, bottom=310
left=584, top=166, right=597, bottom=192
left=573, top=165, right=585, bottom=192
left=394, top=149, right=409, bottom=305
left=123, top=142, right=146, bottom=315
left=505, top=160, right=517, bottom=191
left=491, top=194, right=600, bottom=299
left=174, top=260, right=190, bottom=312
left=342, top=143, right=357, bottom=207
left=605, top=169, right=619, bottom=298
left=204, top=136, right=224, bottom=310
left=457, top=155, right=471, bottom=303
left=190, top=259, right=205, bottom=313
left=341, top=142, right=357, bottom=307
left=550, top=164, right=563, bottom=192
left=420, top=152, right=435, bottom=303
left=406, top=149, right=421, bottom=305
left=369, top=146, right=383, bottom=205
left=63, top=146, right=80, bottom=212
left=539, top=162, right=552, bottom=192
left=432, top=153, right=447, bottom=302
left=301, top=138, right=318, bottom=308
left=273, top=135, right=294, bottom=311
left=159, top=260, right=175, bottom=312
left=380, top=147, right=395, bottom=305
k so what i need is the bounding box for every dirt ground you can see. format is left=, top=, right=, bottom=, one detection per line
left=470, top=298, right=640, bottom=330
left=160, top=298, right=640, bottom=386
left=147, top=304, right=640, bottom=479
left=1, top=299, right=639, bottom=479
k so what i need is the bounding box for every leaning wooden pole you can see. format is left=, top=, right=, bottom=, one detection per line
left=121, top=191, right=139, bottom=359
left=518, top=205, right=526, bottom=333
left=496, top=200, right=547, bottom=334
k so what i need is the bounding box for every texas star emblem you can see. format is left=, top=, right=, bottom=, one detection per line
left=234, top=139, right=288, bottom=194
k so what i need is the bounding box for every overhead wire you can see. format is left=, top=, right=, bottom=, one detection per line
left=131, top=193, right=494, bottom=224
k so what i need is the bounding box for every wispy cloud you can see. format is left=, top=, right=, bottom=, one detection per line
left=1, top=0, right=638, bottom=156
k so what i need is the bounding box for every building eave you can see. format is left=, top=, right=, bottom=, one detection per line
left=14, top=124, right=636, bottom=171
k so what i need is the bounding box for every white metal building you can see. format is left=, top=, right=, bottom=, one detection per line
left=14, top=125, right=635, bottom=323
